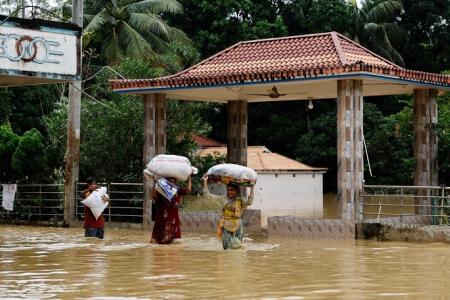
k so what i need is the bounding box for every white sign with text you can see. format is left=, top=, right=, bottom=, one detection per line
left=0, top=25, right=78, bottom=76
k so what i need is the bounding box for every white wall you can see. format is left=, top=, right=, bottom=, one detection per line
left=250, top=173, right=323, bottom=226
left=208, top=172, right=324, bottom=227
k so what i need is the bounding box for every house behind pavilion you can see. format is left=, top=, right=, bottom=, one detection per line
left=196, top=144, right=327, bottom=227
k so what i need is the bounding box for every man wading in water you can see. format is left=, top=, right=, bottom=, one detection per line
left=81, top=178, right=110, bottom=239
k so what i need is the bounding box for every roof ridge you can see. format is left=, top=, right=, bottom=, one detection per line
left=257, top=152, right=266, bottom=169
left=167, top=32, right=335, bottom=78
left=334, top=32, right=401, bottom=69
left=331, top=32, right=347, bottom=65
left=240, top=32, right=334, bottom=44
left=151, top=41, right=246, bottom=81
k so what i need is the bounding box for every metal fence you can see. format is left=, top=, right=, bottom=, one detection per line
left=361, top=184, right=450, bottom=224
left=0, top=184, right=64, bottom=222
left=0, top=182, right=144, bottom=223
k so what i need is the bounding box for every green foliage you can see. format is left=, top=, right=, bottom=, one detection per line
left=400, top=0, right=450, bottom=72
left=0, top=89, right=13, bottom=124
left=83, top=0, right=192, bottom=65
left=345, top=0, right=405, bottom=65
left=437, top=92, right=450, bottom=182
left=295, top=110, right=337, bottom=192
left=279, top=0, right=352, bottom=35
left=0, top=85, right=61, bottom=135
left=249, top=102, right=308, bottom=156
left=294, top=102, right=417, bottom=190
left=11, top=128, right=49, bottom=183
left=45, top=58, right=213, bottom=183
left=0, top=124, right=21, bottom=182
left=169, top=0, right=288, bottom=58
left=363, top=103, right=415, bottom=185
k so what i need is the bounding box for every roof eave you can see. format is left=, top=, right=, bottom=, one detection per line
left=111, top=71, right=450, bottom=96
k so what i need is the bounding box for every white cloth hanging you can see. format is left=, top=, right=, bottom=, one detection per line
left=2, top=184, right=17, bottom=211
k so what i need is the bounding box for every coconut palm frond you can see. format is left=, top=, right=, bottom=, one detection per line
left=382, top=22, right=405, bottom=39
left=128, top=13, right=170, bottom=39
left=126, top=0, right=182, bottom=14
left=380, top=31, right=405, bottom=66
left=102, top=28, right=125, bottom=65
left=168, top=27, right=191, bottom=45
left=364, top=22, right=382, bottom=35
left=92, top=0, right=117, bottom=13
left=143, top=31, right=171, bottom=53
left=366, top=0, right=402, bottom=23
left=83, top=14, right=95, bottom=24
left=118, top=21, right=156, bottom=60
left=84, top=10, right=110, bottom=34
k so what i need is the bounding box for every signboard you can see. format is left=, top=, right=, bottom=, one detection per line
left=0, top=16, right=81, bottom=86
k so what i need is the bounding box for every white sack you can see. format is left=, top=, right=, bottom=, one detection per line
left=81, top=187, right=108, bottom=220
left=144, top=154, right=197, bottom=181
left=206, top=163, right=257, bottom=187
left=2, top=184, right=17, bottom=211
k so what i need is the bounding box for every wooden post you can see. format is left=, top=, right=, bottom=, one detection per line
left=227, top=100, right=248, bottom=166
left=155, top=94, right=167, bottom=155
left=63, top=0, right=83, bottom=226
left=142, top=94, right=166, bottom=230
left=413, top=89, right=438, bottom=215
left=337, top=80, right=364, bottom=220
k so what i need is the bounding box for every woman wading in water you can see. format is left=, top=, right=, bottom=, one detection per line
left=150, top=176, right=192, bottom=244
left=203, top=179, right=254, bottom=250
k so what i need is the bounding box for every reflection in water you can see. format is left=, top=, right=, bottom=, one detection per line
left=1, top=225, right=450, bottom=299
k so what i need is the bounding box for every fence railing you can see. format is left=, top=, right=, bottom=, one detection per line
left=0, top=184, right=64, bottom=222
left=361, top=184, right=450, bottom=224
left=75, top=182, right=143, bottom=223
left=0, top=182, right=144, bottom=223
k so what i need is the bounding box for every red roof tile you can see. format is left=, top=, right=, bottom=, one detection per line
left=192, top=135, right=225, bottom=147
left=110, top=32, right=450, bottom=90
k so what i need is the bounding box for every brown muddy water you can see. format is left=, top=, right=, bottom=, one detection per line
left=1, top=225, right=450, bottom=299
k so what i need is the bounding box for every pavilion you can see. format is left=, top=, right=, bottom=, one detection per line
left=110, top=31, right=450, bottom=225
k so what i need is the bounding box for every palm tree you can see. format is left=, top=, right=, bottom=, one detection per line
left=83, top=0, right=190, bottom=65
left=346, top=0, right=406, bottom=66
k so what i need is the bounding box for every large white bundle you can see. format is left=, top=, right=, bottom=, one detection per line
left=206, top=163, right=257, bottom=187
left=144, top=154, right=198, bottom=181
left=81, top=187, right=108, bottom=220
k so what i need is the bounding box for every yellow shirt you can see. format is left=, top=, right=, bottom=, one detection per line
left=221, top=198, right=243, bottom=233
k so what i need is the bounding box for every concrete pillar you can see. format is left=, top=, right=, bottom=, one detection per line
left=227, top=100, right=248, bottom=166
left=337, top=80, right=364, bottom=221
left=143, top=93, right=166, bottom=229
left=413, top=89, right=438, bottom=215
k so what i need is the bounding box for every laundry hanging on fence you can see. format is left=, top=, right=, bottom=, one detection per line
left=2, top=184, right=17, bottom=211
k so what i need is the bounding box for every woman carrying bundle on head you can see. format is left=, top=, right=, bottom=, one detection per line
left=144, top=154, right=197, bottom=244
left=203, top=164, right=256, bottom=250
left=150, top=176, right=192, bottom=244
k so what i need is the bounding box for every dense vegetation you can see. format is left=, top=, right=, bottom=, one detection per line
left=1, top=0, right=450, bottom=192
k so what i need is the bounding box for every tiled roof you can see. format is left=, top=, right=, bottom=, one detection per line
left=110, top=32, right=450, bottom=91
left=192, top=135, right=225, bottom=148
left=196, top=146, right=327, bottom=172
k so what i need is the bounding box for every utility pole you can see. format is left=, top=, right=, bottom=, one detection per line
left=63, top=0, right=83, bottom=227
left=21, top=0, right=25, bottom=18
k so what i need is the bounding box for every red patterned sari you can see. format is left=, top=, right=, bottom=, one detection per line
left=151, top=188, right=187, bottom=244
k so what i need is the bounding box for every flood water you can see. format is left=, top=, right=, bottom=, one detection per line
left=1, top=225, right=450, bottom=299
